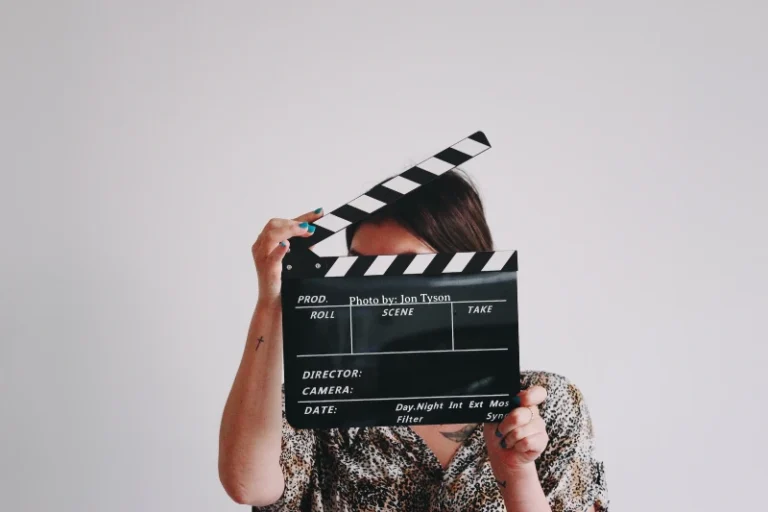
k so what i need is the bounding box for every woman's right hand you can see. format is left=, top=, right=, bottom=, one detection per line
left=251, top=208, right=324, bottom=303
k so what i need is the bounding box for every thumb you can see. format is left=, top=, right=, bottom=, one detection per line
left=518, top=385, right=547, bottom=407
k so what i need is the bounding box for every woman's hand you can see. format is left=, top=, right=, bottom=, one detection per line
left=484, top=385, right=549, bottom=471
left=483, top=386, right=552, bottom=511
left=251, top=208, right=324, bottom=302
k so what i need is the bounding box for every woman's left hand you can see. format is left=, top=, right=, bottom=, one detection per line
left=483, top=385, right=549, bottom=471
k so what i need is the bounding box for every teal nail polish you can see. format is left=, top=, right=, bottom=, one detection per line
left=279, top=241, right=286, bottom=247
left=500, top=438, right=507, bottom=449
left=494, top=427, right=503, bottom=438
left=314, top=207, right=323, bottom=214
left=511, top=396, right=521, bottom=408
left=299, top=221, right=308, bottom=229
left=307, top=225, right=316, bottom=233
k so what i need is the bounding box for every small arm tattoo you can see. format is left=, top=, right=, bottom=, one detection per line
left=255, top=336, right=265, bottom=352
left=439, top=423, right=478, bottom=443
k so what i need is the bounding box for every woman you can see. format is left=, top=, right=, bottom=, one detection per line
left=219, top=170, right=609, bottom=511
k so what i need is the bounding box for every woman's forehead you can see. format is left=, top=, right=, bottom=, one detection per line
left=349, top=220, right=434, bottom=256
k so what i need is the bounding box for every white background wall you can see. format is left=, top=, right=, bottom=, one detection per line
left=2, top=1, right=767, bottom=510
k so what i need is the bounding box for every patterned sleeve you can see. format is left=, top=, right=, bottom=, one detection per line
left=252, top=387, right=316, bottom=512
left=524, top=372, right=609, bottom=512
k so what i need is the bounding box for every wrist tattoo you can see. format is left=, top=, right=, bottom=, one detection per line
left=496, top=479, right=507, bottom=488
left=439, top=423, right=478, bottom=443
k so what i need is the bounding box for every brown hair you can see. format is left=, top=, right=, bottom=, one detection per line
left=345, top=169, right=494, bottom=253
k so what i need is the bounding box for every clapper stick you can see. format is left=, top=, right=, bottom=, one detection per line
left=282, top=131, right=503, bottom=277
left=280, top=131, right=520, bottom=429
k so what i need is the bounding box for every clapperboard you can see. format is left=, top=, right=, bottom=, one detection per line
left=281, top=131, right=519, bottom=429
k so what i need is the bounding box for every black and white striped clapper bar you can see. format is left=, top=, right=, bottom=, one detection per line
left=281, top=131, right=520, bottom=429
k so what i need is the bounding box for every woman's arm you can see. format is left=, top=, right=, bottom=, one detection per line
left=218, top=211, right=322, bottom=506
left=493, top=463, right=550, bottom=511
left=485, top=386, right=552, bottom=512
left=218, top=298, right=286, bottom=506
left=494, top=465, right=596, bottom=512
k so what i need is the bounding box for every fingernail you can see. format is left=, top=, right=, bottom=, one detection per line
left=307, top=225, right=316, bottom=234
left=500, top=438, right=507, bottom=449
left=494, top=427, right=503, bottom=438
left=279, top=241, right=286, bottom=247
left=314, top=207, right=323, bottom=214
left=511, top=396, right=522, bottom=408
left=298, top=221, right=309, bottom=229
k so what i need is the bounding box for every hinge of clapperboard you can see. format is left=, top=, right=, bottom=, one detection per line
left=282, top=131, right=518, bottom=278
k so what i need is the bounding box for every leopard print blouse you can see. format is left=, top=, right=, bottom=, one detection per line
left=253, top=371, right=608, bottom=512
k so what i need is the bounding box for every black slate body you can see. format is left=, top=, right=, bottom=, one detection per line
left=281, top=255, right=520, bottom=429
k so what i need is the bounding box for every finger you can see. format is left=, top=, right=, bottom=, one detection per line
left=499, top=416, right=546, bottom=448
left=495, top=405, right=539, bottom=439
left=293, top=207, right=324, bottom=223
left=253, top=209, right=323, bottom=255
left=512, top=432, right=548, bottom=455
left=265, top=238, right=291, bottom=266
left=258, top=218, right=314, bottom=254
left=253, top=221, right=305, bottom=263
left=519, top=385, right=547, bottom=407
